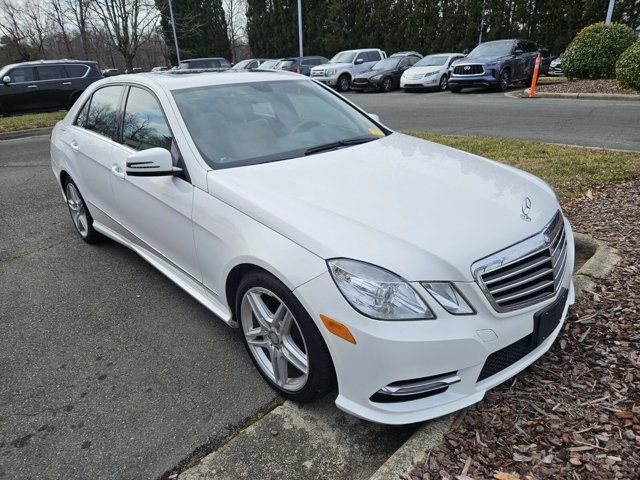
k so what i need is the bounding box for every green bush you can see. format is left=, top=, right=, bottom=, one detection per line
left=562, top=22, right=637, bottom=79
left=616, top=42, right=640, bottom=90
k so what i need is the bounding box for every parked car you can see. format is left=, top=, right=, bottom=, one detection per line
left=102, top=68, right=120, bottom=77
left=151, top=66, right=169, bottom=72
left=401, top=53, right=465, bottom=91
left=0, top=59, right=103, bottom=116
left=277, top=56, right=329, bottom=76
left=178, top=58, right=232, bottom=71
left=390, top=51, right=423, bottom=59
left=230, top=58, right=268, bottom=70
left=51, top=70, right=574, bottom=424
left=310, top=48, right=387, bottom=92
left=549, top=55, right=563, bottom=76
left=539, top=48, right=552, bottom=76
left=256, top=59, right=282, bottom=70
left=351, top=53, right=421, bottom=92
left=449, top=39, right=539, bottom=92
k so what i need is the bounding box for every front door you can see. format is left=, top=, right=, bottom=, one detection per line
left=1, top=67, right=38, bottom=113
left=109, top=86, right=201, bottom=281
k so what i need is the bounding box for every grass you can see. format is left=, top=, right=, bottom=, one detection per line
left=0, top=111, right=66, bottom=133
left=405, top=131, right=640, bottom=201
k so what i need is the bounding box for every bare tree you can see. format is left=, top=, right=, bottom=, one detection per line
left=223, top=0, right=248, bottom=62
left=90, top=0, right=158, bottom=70
left=65, top=0, right=93, bottom=59
left=47, top=0, right=73, bottom=57
left=0, top=0, right=35, bottom=60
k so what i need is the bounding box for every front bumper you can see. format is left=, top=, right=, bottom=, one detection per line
left=351, top=79, right=382, bottom=91
left=401, top=75, right=439, bottom=89
left=311, top=75, right=338, bottom=86
left=293, top=220, right=575, bottom=424
left=449, top=72, right=500, bottom=89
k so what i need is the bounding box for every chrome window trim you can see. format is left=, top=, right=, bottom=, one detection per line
left=471, top=211, right=566, bottom=312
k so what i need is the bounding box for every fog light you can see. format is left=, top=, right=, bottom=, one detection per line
left=370, top=372, right=461, bottom=403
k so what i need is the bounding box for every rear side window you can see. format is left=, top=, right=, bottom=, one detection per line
left=37, top=65, right=68, bottom=80
left=66, top=65, right=89, bottom=78
left=7, top=67, right=36, bottom=83
left=75, top=99, right=90, bottom=127
left=85, top=86, right=123, bottom=138
left=122, top=87, right=173, bottom=151
left=366, top=51, right=382, bottom=62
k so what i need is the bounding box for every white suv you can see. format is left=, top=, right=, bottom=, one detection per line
left=310, top=49, right=387, bottom=92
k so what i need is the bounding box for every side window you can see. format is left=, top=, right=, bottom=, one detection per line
left=86, top=86, right=123, bottom=138
left=37, top=65, right=68, bottom=80
left=366, top=51, right=382, bottom=62
left=398, top=58, right=410, bottom=68
left=301, top=59, right=313, bottom=66
left=75, top=99, right=90, bottom=128
left=408, top=56, right=419, bottom=65
left=66, top=65, right=89, bottom=78
left=515, top=41, right=526, bottom=53
left=7, top=67, right=36, bottom=83
left=355, top=52, right=367, bottom=63
left=122, top=87, right=173, bottom=151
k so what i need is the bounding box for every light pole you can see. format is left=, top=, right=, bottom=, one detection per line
left=297, top=0, right=304, bottom=57
left=605, top=0, right=615, bottom=24
left=167, top=0, right=181, bottom=65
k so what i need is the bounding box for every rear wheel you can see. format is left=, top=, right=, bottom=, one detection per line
left=236, top=270, right=335, bottom=403
left=336, top=74, right=351, bottom=92
left=63, top=177, right=103, bottom=243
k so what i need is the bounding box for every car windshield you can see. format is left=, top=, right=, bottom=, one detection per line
left=371, top=58, right=400, bottom=71
left=467, top=41, right=513, bottom=58
left=257, top=60, right=278, bottom=70
left=330, top=52, right=356, bottom=63
left=231, top=59, right=253, bottom=70
left=414, top=55, right=448, bottom=67
left=172, top=79, right=386, bottom=169
left=279, top=60, right=295, bottom=68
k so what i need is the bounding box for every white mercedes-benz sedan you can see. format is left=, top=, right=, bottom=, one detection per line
left=50, top=70, right=574, bottom=424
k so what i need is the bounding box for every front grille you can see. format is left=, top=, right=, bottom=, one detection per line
left=453, top=64, right=484, bottom=75
left=472, top=212, right=568, bottom=312
left=477, top=334, right=535, bottom=382
left=310, top=70, right=324, bottom=77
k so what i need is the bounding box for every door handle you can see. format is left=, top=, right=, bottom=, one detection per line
left=62, top=82, right=72, bottom=85
left=70, top=140, right=79, bottom=152
left=27, top=85, right=37, bottom=89
left=111, top=165, right=125, bottom=179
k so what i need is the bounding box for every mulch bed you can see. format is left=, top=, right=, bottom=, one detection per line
left=409, top=179, right=640, bottom=480
left=536, top=79, right=639, bottom=95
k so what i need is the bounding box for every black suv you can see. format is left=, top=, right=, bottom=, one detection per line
left=449, top=39, right=539, bottom=92
left=0, top=60, right=103, bottom=115
left=351, top=52, right=421, bottom=92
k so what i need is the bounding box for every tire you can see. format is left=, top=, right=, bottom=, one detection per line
left=449, top=85, right=462, bottom=93
left=438, top=75, right=449, bottom=91
left=496, top=68, right=511, bottom=92
left=381, top=77, right=392, bottom=92
left=336, top=74, right=351, bottom=92
left=63, top=177, right=103, bottom=244
left=236, top=270, right=336, bottom=403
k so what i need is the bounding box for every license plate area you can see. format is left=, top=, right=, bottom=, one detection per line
left=532, top=288, right=568, bottom=347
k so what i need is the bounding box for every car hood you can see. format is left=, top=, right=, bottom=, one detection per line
left=453, top=56, right=512, bottom=67
left=355, top=69, right=392, bottom=79
left=207, top=133, right=559, bottom=281
left=312, top=62, right=350, bottom=70
left=403, top=65, right=442, bottom=75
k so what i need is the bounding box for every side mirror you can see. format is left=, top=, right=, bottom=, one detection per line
left=125, top=147, right=181, bottom=177
left=2, top=76, right=11, bottom=85
left=355, top=58, right=364, bottom=65
left=368, top=113, right=380, bottom=123
left=514, top=49, right=524, bottom=56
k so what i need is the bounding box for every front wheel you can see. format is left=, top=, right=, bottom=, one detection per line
left=496, top=69, right=511, bottom=92
left=336, top=74, right=350, bottom=92
left=438, top=75, right=449, bottom=91
left=381, top=77, right=392, bottom=92
left=63, top=177, right=103, bottom=243
left=236, top=271, right=336, bottom=403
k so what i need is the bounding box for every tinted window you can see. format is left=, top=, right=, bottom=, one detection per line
left=366, top=51, right=382, bottom=62
left=355, top=53, right=367, bottom=63
left=66, top=65, right=89, bottom=78
left=85, top=86, right=123, bottom=138
left=407, top=56, right=419, bottom=65
left=7, top=67, right=36, bottom=83
left=37, top=65, right=68, bottom=80
left=122, top=87, right=172, bottom=151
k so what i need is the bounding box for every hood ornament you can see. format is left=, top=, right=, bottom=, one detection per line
left=521, top=197, right=532, bottom=222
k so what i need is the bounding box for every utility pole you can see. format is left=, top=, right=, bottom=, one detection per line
left=605, top=0, right=615, bottom=24
left=297, top=0, right=304, bottom=57
left=167, top=0, right=181, bottom=65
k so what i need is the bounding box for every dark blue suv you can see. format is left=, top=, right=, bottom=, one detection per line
left=449, top=39, right=539, bottom=93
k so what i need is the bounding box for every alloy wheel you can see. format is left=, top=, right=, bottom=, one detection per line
left=383, top=78, right=392, bottom=92
left=500, top=70, right=510, bottom=91
left=240, top=287, right=309, bottom=391
left=439, top=75, right=448, bottom=91
left=65, top=182, right=89, bottom=237
left=338, top=76, right=350, bottom=92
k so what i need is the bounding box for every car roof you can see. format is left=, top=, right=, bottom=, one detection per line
left=181, top=57, right=228, bottom=62
left=424, top=53, right=465, bottom=56
left=3, top=59, right=97, bottom=69
left=99, top=70, right=305, bottom=91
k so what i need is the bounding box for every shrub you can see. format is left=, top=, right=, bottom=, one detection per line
left=616, top=42, right=640, bottom=91
left=562, top=22, right=637, bottom=79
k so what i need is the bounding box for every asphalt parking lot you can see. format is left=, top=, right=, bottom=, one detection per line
left=344, top=89, right=640, bottom=151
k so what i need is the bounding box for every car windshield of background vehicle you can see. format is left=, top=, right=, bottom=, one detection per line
left=371, top=58, right=400, bottom=71
left=467, top=41, right=513, bottom=58
left=231, top=59, right=253, bottom=70
left=330, top=52, right=356, bottom=63
left=173, top=80, right=386, bottom=169
left=257, top=60, right=278, bottom=70
left=415, top=55, right=448, bottom=67
left=279, top=60, right=295, bottom=68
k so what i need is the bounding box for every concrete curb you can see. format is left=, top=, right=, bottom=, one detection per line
left=523, top=89, right=640, bottom=101
left=366, top=233, right=619, bottom=480
left=0, top=127, right=53, bottom=141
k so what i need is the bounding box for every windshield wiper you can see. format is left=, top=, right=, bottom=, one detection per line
left=304, top=136, right=378, bottom=156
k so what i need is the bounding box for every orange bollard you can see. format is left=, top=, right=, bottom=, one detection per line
left=529, top=53, right=541, bottom=98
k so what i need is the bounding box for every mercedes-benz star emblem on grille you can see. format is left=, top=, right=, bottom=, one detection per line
left=464, top=66, right=471, bottom=71
left=521, top=197, right=532, bottom=222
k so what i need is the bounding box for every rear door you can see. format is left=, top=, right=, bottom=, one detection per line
left=35, top=65, right=70, bottom=109
left=1, top=67, right=38, bottom=113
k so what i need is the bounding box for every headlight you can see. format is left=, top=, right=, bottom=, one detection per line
left=421, top=282, right=475, bottom=315
left=328, top=259, right=434, bottom=320
left=371, top=74, right=382, bottom=81
left=328, top=68, right=337, bottom=76
left=485, top=62, right=500, bottom=68
left=423, top=71, right=438, bottom=77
